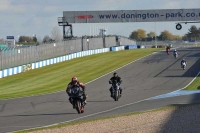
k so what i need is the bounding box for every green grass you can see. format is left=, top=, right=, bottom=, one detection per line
left=183, top=74, right=200, bottom=90
left=0, top=48, right=163, bottom=100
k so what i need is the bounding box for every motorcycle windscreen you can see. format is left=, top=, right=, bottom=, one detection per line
left=71, top=87, right=80, bottom=95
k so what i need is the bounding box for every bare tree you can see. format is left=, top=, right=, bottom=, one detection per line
left=43, top=35, right=52, bottom=43
left=37, top=36, right=42, bottom=43
left=0, top=38, right=5, bottom=44
left=51, top=27, right=62, bottom=41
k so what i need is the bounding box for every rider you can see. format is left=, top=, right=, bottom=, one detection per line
left=66, top=76, right=87, bottom=107
left=109, top=72, right=122, bottom=97
left=181, top=59, right=187, bottom=68
left=166, top=46, right=170, bottom=52
left=166, top=46, right=170, bottom=51
left=173, top=49, right=178, bottom=56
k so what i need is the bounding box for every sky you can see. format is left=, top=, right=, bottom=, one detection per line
left=0, top=0, right=200, bottom=41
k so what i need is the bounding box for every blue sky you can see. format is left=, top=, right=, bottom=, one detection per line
left=0, top=0, right=200, bottom=41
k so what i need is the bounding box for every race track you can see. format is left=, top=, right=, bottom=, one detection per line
left=0, top=47, right=200, bottom=133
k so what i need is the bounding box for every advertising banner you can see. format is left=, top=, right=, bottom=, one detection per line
left=62, top=9, right=200, bottom=23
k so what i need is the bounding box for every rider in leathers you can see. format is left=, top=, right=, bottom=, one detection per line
left=181, top=59, right=187, bottom=68
left=109, top=72, right=122, bottom=97
left=66, top=76, right=87, bottom=107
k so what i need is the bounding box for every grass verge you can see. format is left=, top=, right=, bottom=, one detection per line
left=183, top=74, right=200, bottom=90
left=0, top=48, right=163, bottom=100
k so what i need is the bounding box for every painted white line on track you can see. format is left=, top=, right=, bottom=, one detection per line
left=148, top=70, right=200, bottom=100
left=11, top=48, right=200, bottom=132
left=10, top=50, right=163, bottom=132
left=2, top=51, right=159, bottom=101
left=11, top=97, right=152, bottom=132
left=15, top=70, right=200, bottom=132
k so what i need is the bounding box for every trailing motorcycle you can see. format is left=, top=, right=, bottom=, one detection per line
left=70, top=87, right=85, bottom=114
left=181, top=62, right=186, bottom=70
left=111, top=80, right=121, bottom=101
left=174, top=53, right=178, bottom=58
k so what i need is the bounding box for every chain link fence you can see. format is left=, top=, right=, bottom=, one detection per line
left=2, top=36, right=198, bottom=70
left=0, top=36, right=136, bottom=70
left=136, top=40, right=200, bottom=48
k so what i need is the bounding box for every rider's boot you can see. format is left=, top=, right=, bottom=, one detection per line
left=120, top=89, right=122, bottom=96
left=83, top=94, right=87, bottom=105
left=109, top=88, right=113, bottom=97
left=69, top=98, right=75, bottom=108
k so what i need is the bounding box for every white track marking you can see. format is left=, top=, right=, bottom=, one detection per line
left=11, top=48, right=200, bottom=132
left=13, top=70, right=200, bottom=132
left=11, top=97, right=152, bottom=132
left=147, top=70, right=200, bottom=100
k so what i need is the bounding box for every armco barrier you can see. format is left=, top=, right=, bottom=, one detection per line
left=124, top=45, right=137, bottom=50
left=0, top=48, right=110, bottom=78
left=110, top=46, right=125, bottom=51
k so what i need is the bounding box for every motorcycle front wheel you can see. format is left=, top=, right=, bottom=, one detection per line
left=75, top=100, right=82, bottom=114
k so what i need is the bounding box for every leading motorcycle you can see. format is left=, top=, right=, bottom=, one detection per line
left=70, top=87, right=85, bottom=114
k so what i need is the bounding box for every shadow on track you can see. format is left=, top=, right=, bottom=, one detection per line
left=154, top=51, right=192, bottom=77
left=158, top=93, right=200, bottom=133
left=0, top=112, right=77, bottom=117
left=165, top=56, right=200, bottom=78
left=87, top=100, right=113, bottom=103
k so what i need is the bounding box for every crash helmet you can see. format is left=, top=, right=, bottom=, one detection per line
left=72, top=76, right=78, bottom=84
left=113, top=72, right=118, bottom=77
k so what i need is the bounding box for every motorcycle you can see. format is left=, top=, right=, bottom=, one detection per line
left=166, top=49, right=170, bottom=55
left=181, top=62, right=186, bottom=70
left=70, top=87, right=85, bottom=114
left=174, top=53, right=178, bottom=58
left=111, top=81, right=121, bottom=101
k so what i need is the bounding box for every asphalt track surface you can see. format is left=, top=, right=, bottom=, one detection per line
left=0, top=47, right=200, bottom=133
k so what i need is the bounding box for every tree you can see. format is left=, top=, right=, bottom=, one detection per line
left=147, top=31, right=156, bottom=38
left=19, top=36, right=33, bottom=43
left=0, top=38, right=4, bottom=44
left=173, top=35, right=182, bottom=40
left=37, top=36, right=42, bottom=43
left=33, top=36, right=37, bottom=42
left=187, top=25, right=200, bottom=40
left=129, top=29, right=146, bottom=41
left=51, top=27, right=62, bottom=41
left=43, top=35, right=52, bottom=43
left=159, top=30, right=173, bottom=40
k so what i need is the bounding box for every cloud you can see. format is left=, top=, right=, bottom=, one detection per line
left=163, top=0, right=200, bottom=9
left=94, top=0, right=132, bottom=10
left=44, top=6, right=60, bottom=13
left=163, top=1, right=181, bottom=9
left=0, top=0, right=25, bottom=13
